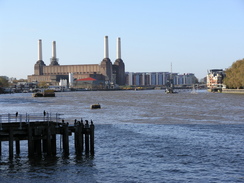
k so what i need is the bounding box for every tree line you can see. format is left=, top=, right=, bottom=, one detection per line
left=223, top=58, right=244, bottom=89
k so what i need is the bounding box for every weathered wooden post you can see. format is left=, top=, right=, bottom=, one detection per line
left=16, top=140, right=20, bottom=155
left=62, top=122, right=69, bottom=156
left=90, top=120, right=95, bottom=155
left=34, top=138, right=42, bottom=156
left=46, top=124, right=52, bottom=156
left=85, top=120, right=90, bottom=155
left=75, top=120, right=84, bottom=155
left=28, top=123, right=34, bottom=157
left=50, top=123, right=57, bottom=156
left=80, top=121, right=84, bottom=154
left=9, top=128, right=13, bottom=159
left=51, top=133, right=56, bottom=155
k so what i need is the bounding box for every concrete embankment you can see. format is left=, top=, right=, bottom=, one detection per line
left=222, top=89, right=244, bottom=94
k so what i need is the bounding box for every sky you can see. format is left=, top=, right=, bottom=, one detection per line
left=0, top=0, right=244, bottom=80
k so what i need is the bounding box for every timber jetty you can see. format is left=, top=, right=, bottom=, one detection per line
left=0, top=113, right=94, bottom=159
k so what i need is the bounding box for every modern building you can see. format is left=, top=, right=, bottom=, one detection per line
left=28, top=36, right=125, bottom=88
left=125, top=72, right=196, bottom=86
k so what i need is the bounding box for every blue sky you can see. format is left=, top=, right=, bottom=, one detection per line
left=0, top=0, right=244, bottom=80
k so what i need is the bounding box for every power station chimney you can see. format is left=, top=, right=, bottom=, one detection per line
left=104, top=36, right=109, bottom=58
left=52, top=41, right=56, bottom=59
left=38, top=39, right=42, bottom=61
left=35, top=39, right=46, bottom=75
left=114, top=37, right=125, bottom=86
left=117, top=37, right=121, bottom=59
left=50, top=40, right=59, bottom=66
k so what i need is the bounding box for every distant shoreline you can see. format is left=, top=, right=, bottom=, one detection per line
left=222, top=89, right=244, bottom=94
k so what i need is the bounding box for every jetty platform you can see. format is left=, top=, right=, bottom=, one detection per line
left=0, top=113, right=94, bottom=159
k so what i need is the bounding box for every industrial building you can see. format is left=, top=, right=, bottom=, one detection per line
left=28, top=36, right=125, bottom=88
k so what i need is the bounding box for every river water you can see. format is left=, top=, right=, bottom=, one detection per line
left=0, top=90, right=244, bottom=182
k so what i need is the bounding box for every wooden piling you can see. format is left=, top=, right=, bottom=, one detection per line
left=0, top=113, right=95, bottom=158
left=75, top=121, right=83, bottom=155
left=51, top=134, right=56, bottom=155
left=62, top=122, right=69, bottom=156
left=46, top=126, right=52, bottom=156
left=85, top=120, right=90, bottom=155
left=90, top=121, right=95, bottom=155
left=28, top=123, right=34, bottom=157
left=9, top=128, right=13, bottom=159
left=16, top=140, right=20, bottom=155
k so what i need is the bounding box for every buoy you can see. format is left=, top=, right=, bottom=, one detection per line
left=90, top=104, right=101, bottom=109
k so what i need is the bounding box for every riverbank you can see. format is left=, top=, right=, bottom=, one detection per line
left=222, top=89, right=244, bottom=94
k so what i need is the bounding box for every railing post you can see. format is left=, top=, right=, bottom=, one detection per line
left=8, top=113, right=10, bottom=123
left=19, top=114, right=22, bottom=129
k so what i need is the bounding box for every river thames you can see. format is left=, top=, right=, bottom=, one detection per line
left=0, top=90, right=244, bottom=182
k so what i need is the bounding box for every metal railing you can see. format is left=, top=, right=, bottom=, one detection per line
left=0, top=112, right=63, bottom=126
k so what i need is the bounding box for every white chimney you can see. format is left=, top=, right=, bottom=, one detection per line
left=104, top=36, right=109, bottom=58
left=117, top=37, right=121, bottom=59
left=52, top=41, right=56, bottom=58
left=38, top=39, right=42, bottom=60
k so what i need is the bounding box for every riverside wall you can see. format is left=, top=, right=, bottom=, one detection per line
left=222, top=89, right=244, bottom=94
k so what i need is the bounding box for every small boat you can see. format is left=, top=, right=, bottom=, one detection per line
left=90, top=103, right=101, bottom=109
left=165, top=87, right=177, bottom=94
left=32, top=89, right=55, bottom=97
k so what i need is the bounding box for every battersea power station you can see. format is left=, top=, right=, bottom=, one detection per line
left=28, top=36, right=125, bottom=88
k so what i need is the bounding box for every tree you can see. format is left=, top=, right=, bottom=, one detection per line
left=224, top=59, right=244, bottom=89
left=0, top=76, right=9, bottom=87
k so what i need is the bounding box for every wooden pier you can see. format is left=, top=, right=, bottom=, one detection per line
left=0, top=113, right=94, bottom=159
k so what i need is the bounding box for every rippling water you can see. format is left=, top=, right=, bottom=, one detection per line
left=0, top=90, right=244, bottom=182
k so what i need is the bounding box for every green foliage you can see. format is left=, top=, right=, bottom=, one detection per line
left=224, top=59, right=244, bottom=89
left=0, top=77, right=9, bottom=87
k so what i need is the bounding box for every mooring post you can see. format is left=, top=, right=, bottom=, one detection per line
left=75, top=121, right=84, bottom=155
left=80, top=121, right=84, bottom=154
left=90, top=120, right=95, bottom=155
left=28, top=123, right=34, bottom=157
left=34, top=139, right=42, bottom=156
left=46, top=124, right=52, bottom=156
left=49, top=123, right=57, bottom=156
left=9, top=128, right=14, bottom=159
left=16, top=140, right=20, bottom=155
left=74, top=119, right=78, bottom=152
left=62, top=122, right=69, bottom=156
left=51, top=134, right=57, bottom=155
left=85, top=120, right=90, bottom=155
